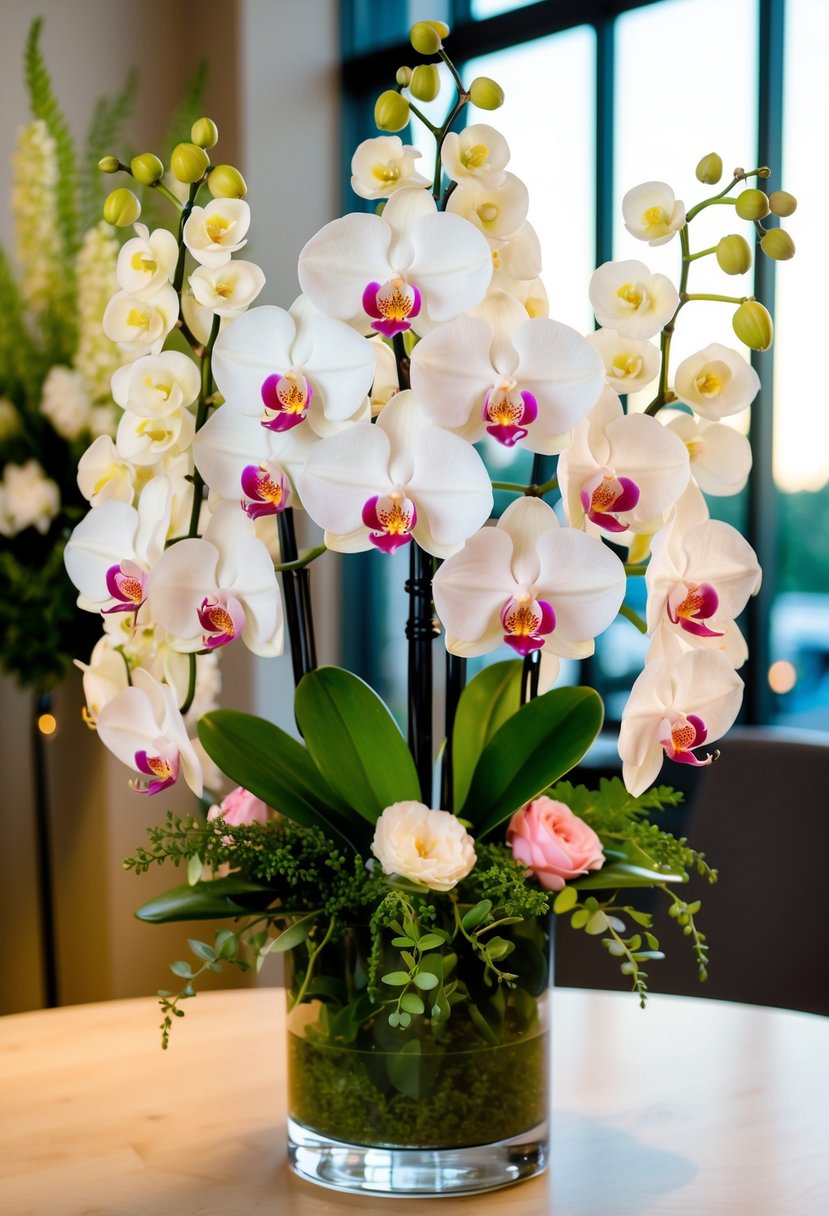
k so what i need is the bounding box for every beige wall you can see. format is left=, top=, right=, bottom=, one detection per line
left=0, top=0, right=341, bottom=1013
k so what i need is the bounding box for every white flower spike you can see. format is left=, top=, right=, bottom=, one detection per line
left=589, top=259, right=679, bottom=340
left=622, top=182, right=686, bottom=246
left=673, top=343, right=761, bottom=420
left=350, top=136, right=431, bottom=200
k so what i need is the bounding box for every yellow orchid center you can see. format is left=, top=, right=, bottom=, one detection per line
left=131, top=252, right=158, bottom=273
left=617, top=282, right=644, bottom=310
left=372, top=161, right=401, bottom=183
left=643, top=205, right=669, bottom=227
left=477, top=202, right=499, bottom=225
left=611, top=353, right=643, bottom=380
left=145, top=374, right=172, bottom=401
left=127, top=307, right=150, bottom=329
left=205, top=215, right=230, bottom=243
left=462, top=142, right=490, bottom=169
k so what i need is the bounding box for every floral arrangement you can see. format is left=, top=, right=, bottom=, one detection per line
left=64, top=17, right=796, bottom=1075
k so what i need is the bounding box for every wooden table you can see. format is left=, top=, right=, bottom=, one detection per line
left=1, top=987, right=826, bottom=1215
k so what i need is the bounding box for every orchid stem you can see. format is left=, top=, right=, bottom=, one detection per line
left=406, top=541, right=437, bottom=805
left=179, top=652, right=197, bottom=717
left=274, top=545, right=326, bottom=573
left=278, top=509, right=317, bottom=687
left=441, top=650, right=466, bottom=813
left=619, top=603, right=648, bottom=634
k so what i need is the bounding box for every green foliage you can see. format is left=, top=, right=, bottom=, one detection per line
left=451, top=660, right=523, bottom=808
left=460, top=686, right=604, bottom=835
left=0, top=248, right=38, bottom=404
left=80, top=69, right=138, bottom=229
left=24, top=18, right=79, bottom=260
left=295, top=666, right=421, bottom=824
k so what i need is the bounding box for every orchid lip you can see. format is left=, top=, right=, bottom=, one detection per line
left=241, top=464, right=289, bottom=519
left=362, top=491, right=417, bottom=554
left=483, top=387, right=537, bottom=448
left=197, top=595, right=245, bottom=649
left=133, top=748, right=179, bottom=795
left=582, top=472, right=640, bottom=530
left=501, top=595, right=555, bottom=655
left=659, top=712, right=717, bottom=768
left=102, top=561, right=146, bottom=616
left=667, top=582, right=723, bottom=637
left=362, top=277, right=421, bottom=337
left=260, top=371, right=312, bottom=430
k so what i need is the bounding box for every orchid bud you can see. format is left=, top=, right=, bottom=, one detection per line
left=695, top=152, right=723, bottom=184
left=410, top=21, right=442, bottom=55
left=396, top=66, right=413, bottom=87
left=410, top=64, right=440, bottom=102
left=732, top=300, right=773, bottom=351
left=171, top=142, right=210, bottom=183
left=375, top=90, right=410, bottom=132
left=191, top=117, right=219, bottom=149
left=760, top=228, right=796, bottom=260
left=103, top=187, right=141, bottom=227
left=735, top=188, right=769, bottom=220
left=130, top=153, right=164, bottom=185
left=769, top=190, right=797, bottom=217
left=98, top=155, right=120, bottom=174
left=207, top=164, right=248, bottom=199
left=468, top=76, right=505, bottom=110
left=716, top=234, right=752, bottom=275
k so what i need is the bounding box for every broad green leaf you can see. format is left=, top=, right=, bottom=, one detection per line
left=198, top=709, right=357, bottom=848
left=187, top=854, right=204, bottom=886
left=170, top=960, right=194, bottom=979
left=386, top=1039, right=422, bottom=1100
left=400, top=992, right=425, bottom=1016
left=413, top=970, right=439, bottom=991
left=382, top=971, right=411, bottom=987
left=461, top=899, right=492, bottom=931
left=460, top=686, right=604, bottom=836
left=295, top=667, right=420, bottom=822
left=267, top=914, right=318, bottom=953
left=135, top=876, right=275, bottom=923
left=416, top=934, right=446, bottom=952
left=573, top=862, right=688, bottom=890
left=187, top=939, right=217, bottom=962
left=451, top=661, right=524, bottom=809
left=553, top=886, right=579, bottom=914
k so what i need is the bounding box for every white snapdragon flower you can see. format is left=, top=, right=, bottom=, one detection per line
left=622, top=181, right=686, bottom=245
left=589, top=259, right=679, bottom=340
left=673, top=343, right=761, bottom=420
left=111, top=351, right=201, bottom=418
left=74, top=221, right=122, bottom=404
left=40, top=366, right=92, bottom=439
left=115, top=403, right=196, bottom=466
left=189, top=260, right=266, bottom=318
left=350, top=136, right=431, bottom=199
left=445, top=172, right=529, bottom=242
left=182, top=198, right=251, bottom=268
left=659, top=409, right=752, bottom=496
left=441, top=123, right=510, bottom=188
left=584, top=329, right=661, bottom=395
left=102, top=284, right=179, bottom=355
left=0, top=459, right=60, bottom=536
left=116, top=224, right=178, bottom=297
left=432, top=496, right=626, bottom=662
left=371, top=801, right=476, bottom=892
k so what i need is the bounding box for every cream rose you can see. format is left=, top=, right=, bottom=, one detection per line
left=371, top=801, right=476, bottom=892
left=507, top=796, right=604, bottom=892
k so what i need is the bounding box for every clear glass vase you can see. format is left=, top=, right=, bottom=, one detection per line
left=284, top=921, right=550, bottom=1197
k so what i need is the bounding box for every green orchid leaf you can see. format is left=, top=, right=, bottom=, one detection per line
left=451, top=660, right=524, bottom=810
left=135, top=876, right=275, bottom=923
left=295, top=666, right=420, bottom=823
left=198, top=710, right=357, bottom=848
left=460, top=686, right=604, bottom=837
left=572, top=862, right=688, bottom=890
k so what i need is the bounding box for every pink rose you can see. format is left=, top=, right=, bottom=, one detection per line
left=507, top=796, right=604, bottom=892
left=207, top=786, right=270, bottom=828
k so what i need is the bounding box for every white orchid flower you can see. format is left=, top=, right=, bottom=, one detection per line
left=350, top=136, right=431, bottom=199
left=115, top=403, right=196, bottom=466
left=297, top=389, right=493, bottom=558
left=660, top=409, right=752, bottom=496
left=189, top=259, right=266, bottom=317
left=368, top=334, right=400, bottom=416
left=192, top=403, right=319, bottom=514
left=115, top=224, right=178, bottom=296
left=182, top=198, right=251, bottom=268
left=673, top=343, right=761, bottom=420
left=410, top=290, right=604, bottom=453
left=432, top=496, right=626, bottom=660
left=490, top=221, right=542, bottom=284
left=589, top=259, right=679, bottom=340
left=64, top=476, right=172, bottom=615
left=585, top=329, right=661, bottom=395
left=645, top=507, right=761, bottom=657
left=77, top=435, right=135, bottom=506
left=211, top=301, right=375, bottom=437
left=297, top=186, right=492, bottom=337
left=181, top=285, right=219, bottom=345
left=74, top=634, right=130, bottom=723
left=558, top=387, right=690, bottom=534
left=146, top=501, right=283, bottom=656
left=96, top=668, right=203, bottom=797
left=445, top=172, right=529, bottom=242
left=102, top=283, right=179, bottom=355
left=622, top=182, right=686, bottom=245
left=441, top=123, right=510, bottom=188
left=618, top=640, right=743, bottom=796
left=111, top=351, right=200, bottom=418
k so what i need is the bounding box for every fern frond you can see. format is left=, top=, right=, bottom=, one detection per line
left=0, top=246, right=41, bottom=406
left=80, top=70, right=138, bottom=229
left=164, top=60, right=208, bottom=159
left=24, top=17, right=80, bottom=259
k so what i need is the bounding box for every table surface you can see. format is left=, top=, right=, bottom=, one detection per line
left=1, top=986, right=827, bottom=1216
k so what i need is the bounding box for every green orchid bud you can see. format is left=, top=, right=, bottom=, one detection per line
left=396, top=66, right=413, bottom=87
left=171, top=142, right=210, bottom=183
left=695, top=152, right=723, bottom=184
left=716, top=234, right=752, bottom=275
left=191, top=117, right=219, bottom=149
left=769, top=190, right=797, bottom=217
left=735, top=188, right=770, bottom=220
left=732, top=300, right=773, bottom=350
left=410, top=21, right=442, bottom=55
left=130, top=153, right=164, bottom=186
left=98, top=155, right=120, bottom=174
left=103, top=187, right=141, bottom=227
left=760, top=228, right=796, bottom=260
left=375, top=90, right=410, bottom=132
left=468, top=76, right=505, bottom=110
left=207, top=164, right=248, bottom=199
left=410, top=64, right=440, bottom=102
